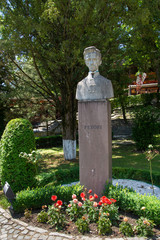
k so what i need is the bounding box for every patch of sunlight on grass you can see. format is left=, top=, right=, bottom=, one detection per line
left=112, top=155, right=123, bottom=159
left=39, top=147, right=63, bottom=155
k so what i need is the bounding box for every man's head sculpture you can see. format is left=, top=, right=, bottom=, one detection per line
left=83, top=46, right=102, bottom=72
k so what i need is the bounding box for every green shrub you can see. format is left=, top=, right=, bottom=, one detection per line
left=37, top=210, right=48, bottom=223
left=141, top=93, right=157, bottom=106
left=37, top=166, right=79, bottom=187
left=104, top=184, right=160, bottom=225
left=135, top=217, right=155, bottom=237
left=76, top=217, right=90, bottom=234
left=119, top=220, right=134, bottom=237
left=0, top=118, right=37, bottom=193
left=132, top=106, right=160, bottom=150
left=97, top=215, right=112, bottom=235
left=112, top=167, right=160, bottom=187
left=35, top=135, right=62, bottom=149
left=12, top=183, right=83, bottom=213
left=37, top=167, right=160, bottom=188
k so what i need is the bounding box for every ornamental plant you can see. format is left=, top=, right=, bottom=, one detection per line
left=80, top=190, right=99, bottom=223
left=66, top=194, right=84, bottom=221
left=134, top=217, right=155, bottom=237
left=0, top=118, right=36, bottom=192
left=145, top=145, right=159, bottom=194
left=47, top=195, right=65, bottom=230
left=97, top=213, right=112, bottom=235
left=99, top=196, right=119, bottom=225
left=132, top=106, right=159, bottom=151
left=119, top=217, right=134, bottom=237
left=24, top=208, right=32, bottom=219
left=19, top=150, right=42, bottom=175
left=37, top=205, right=48, bottom=223
left=76, top=216, right=90, bottom=234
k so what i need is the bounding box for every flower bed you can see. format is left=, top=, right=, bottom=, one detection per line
left=15, top=188, right=160, bottom=238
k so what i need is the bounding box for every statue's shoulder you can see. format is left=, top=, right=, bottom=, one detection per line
left=97, top=74, right=111, bottom=83
left=77, top=77, right=87, bottom=86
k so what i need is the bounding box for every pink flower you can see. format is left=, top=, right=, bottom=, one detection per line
left=51, top=195, right=57, bottom=201
left=68, top=204, right=72, bottom=207
left=72, top=194, right=77, bottom=199
left=78, top=202, right=83, bottom=207
left=73, top=198, right=78, bottom=204
left=93, top=202, right=98, bottom=207
left=82, top=197, right=86, bottom=201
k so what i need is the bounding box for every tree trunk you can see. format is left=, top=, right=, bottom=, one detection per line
left=156, top=67, right=160, bottom=104
left=61, top=89, right=77, bottom=160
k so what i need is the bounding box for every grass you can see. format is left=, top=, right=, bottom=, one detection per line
left=0, top=191, right=10, bottom=209
left=37, top=138, right=160, bottom=175
left=112, top=140, right=160, bottom=173
left=38, top=147, right=79, bottom=173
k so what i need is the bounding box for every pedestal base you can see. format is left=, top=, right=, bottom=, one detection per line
left=78, top=100, right=112, bottom=197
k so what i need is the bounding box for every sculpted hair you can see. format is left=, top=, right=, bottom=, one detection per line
left=83, top=46, right=101, bottom=59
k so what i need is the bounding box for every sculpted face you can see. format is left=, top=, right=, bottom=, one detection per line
left=84, top=48, right=102, bottom=72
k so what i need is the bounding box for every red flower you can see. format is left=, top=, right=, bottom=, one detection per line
left=94, top=194, right=98, bottom=199
left=110, top=198, right=117, bottom=203
left=51, top=195, right=57, bottom=201
left=57, top=200, right=63, bottom=206
left=98, top=201, right=102, bottom=206
left=100, top=196, right=112, bottom=205
left=88, top=189, right=92, bottom=194
left=80, top=192, right=85, bottom=198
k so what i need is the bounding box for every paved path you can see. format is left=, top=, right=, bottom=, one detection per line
left=0, top=207, right=150, bottom=240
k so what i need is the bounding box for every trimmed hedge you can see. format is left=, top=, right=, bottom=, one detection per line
left=35, top=135, right=62, bottom=149
left=112, top=167, right=160, bottom=188
left=12, top=183, right=83, bottom=213
left=36, top=166, right=160, bottom=188
left=37, top=166, right=79, bottom=187
left=104, top=184, right=160, bottom=226
left=0, top=118, right=37, bottom=193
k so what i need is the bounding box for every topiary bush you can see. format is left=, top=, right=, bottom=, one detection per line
left=132, top=106, right=160, bottom=151
left=0, top=118, right=37, bottom=193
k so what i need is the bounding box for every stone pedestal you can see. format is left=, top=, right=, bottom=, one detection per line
left=78, top=100, right=112, bottom=197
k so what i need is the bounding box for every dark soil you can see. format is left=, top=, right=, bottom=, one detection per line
left=13, top=209, right=160, bottom=239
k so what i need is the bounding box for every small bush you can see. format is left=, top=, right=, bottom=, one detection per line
left=119, top=219, right=134, bottom=237
left=104, top=184, right=160, bottom=225
left=135, top=217, right=155, bottom=237
left=37, top=210, right=48, bottom=223
left=12, top=184, right=83, bottom=213
left=132, top=106, right=160, bottom=150
left=76, top=217, right=90, bottom=234
left=0, top=118, right=37, bottom=193
left=97, top=215, right=112, bottom=235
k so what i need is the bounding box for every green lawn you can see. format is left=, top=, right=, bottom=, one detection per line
left=37, top=138, right=160, bottom=174
left=112, top=141, right=160, bottom=173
